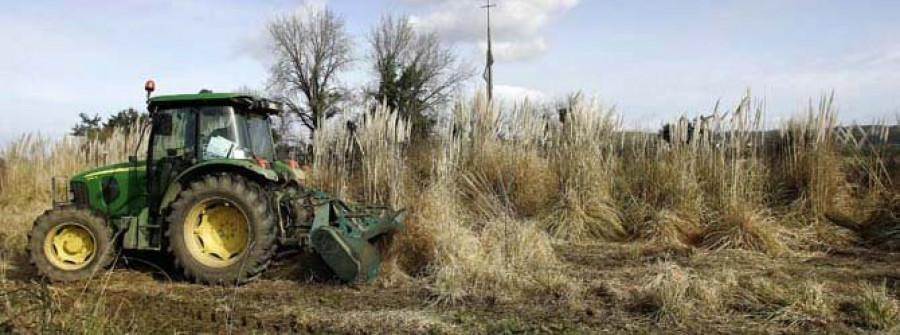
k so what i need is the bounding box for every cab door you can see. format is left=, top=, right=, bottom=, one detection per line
left=147, top=108, right=197, bottom=217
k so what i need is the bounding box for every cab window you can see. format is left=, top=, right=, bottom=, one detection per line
left=199, top=106, right=262, bottom=161
left=151, top=108, right=196, bottom=160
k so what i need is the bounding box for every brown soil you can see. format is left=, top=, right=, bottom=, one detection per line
left=2, top=243, right=899, bottom=334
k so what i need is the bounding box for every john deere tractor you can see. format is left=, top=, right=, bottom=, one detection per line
left=28, top=81, right=404, bottom=285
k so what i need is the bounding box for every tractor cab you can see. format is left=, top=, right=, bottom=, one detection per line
left=145, top=90, right=284, bottom=213
left=147, top=91, right=279, bottom=164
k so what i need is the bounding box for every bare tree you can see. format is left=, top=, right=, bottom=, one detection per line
left=267, top=6, right=353, bottom=138
left=368, top=15, right=473, bottom=138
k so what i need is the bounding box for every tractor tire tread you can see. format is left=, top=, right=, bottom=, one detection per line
left=27, top=208, right=116, bottom=282
left=166, top=174, right=277, bottom=285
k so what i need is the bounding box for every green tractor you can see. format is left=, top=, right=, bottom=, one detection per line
left=27, top=81, right=404, bottom=285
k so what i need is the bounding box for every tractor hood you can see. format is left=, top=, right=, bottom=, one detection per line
left=70, top=161, right=145, bottom=183
left=67, top=161, right=148, bottom=216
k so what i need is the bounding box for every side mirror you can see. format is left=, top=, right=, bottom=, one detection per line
left=253, top=100, right=283, bottom=114
left=154, top=113, right=173, bottom=136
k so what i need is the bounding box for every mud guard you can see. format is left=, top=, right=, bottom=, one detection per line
left=307, top=192, right=405, bottom=282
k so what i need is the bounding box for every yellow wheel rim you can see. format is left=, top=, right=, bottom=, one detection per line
left=184, top=198, right=250, bottom=268
left=44, top=223, right=96, bottom=271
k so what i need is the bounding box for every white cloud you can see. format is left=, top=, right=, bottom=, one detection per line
left=494, top=84, right=548, bottom=104
left=493, top=38, right=547, bottom=62
left=403, top=0, right=578, bottom=61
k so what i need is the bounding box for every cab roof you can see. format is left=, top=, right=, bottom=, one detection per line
left=148, top=91, right=281, bottom=115
left=149, top=92, right=248, bottom=104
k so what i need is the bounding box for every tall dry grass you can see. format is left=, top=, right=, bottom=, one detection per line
left=1, top=92, right=897, bottom=306
left=617, top=95, right=787, bottom=254
left=311, top=97, right=580, bottom=302
left=545, top=98, right=624, bottom=241
left=303, top=91, right=899, bottom=303
left=311, top=103, right=410, bottom=208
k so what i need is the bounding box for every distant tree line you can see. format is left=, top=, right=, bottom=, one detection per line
left=71, top=108, right=148, bottom=140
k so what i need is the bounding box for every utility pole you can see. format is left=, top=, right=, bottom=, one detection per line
left=481, top=0, right=496, bottom=102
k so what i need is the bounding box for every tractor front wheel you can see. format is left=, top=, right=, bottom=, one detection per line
left=28, top=208, right=116, bottom=282
left=166, top=175, right=277, bottom=285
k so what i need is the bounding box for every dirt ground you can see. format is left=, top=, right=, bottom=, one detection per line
left=2, top=242, right=899, bottom=334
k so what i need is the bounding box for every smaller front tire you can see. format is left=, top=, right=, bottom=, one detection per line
left=28, top=208, right=116, bottom=282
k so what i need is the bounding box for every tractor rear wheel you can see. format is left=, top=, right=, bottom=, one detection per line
left=28, top=208, right=116, bottom=282
left=166, top=175, right=277, bottom=285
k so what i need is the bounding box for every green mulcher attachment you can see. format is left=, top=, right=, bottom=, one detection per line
left=306, top=191, right=405, bottom=282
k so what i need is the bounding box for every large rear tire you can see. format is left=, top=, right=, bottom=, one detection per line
left=166, top=175, right=277, bottom=285
left=28, top=208, right=116, bottom=282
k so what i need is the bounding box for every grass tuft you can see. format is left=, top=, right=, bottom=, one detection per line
left=700, top=206, right=787, bottom=256
left=847, top=282, right=900, bottom=330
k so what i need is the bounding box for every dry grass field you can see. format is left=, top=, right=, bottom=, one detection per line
left=2, top=94, right=900, bottom=334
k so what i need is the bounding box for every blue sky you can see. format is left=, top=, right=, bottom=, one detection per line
left=1, top=0, right=898, bottom=143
